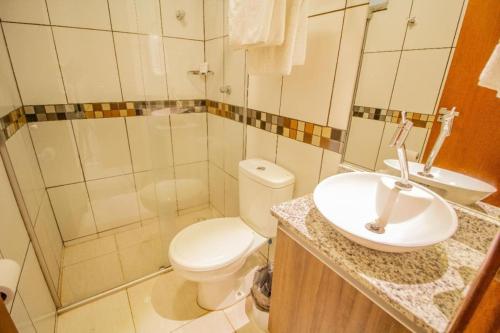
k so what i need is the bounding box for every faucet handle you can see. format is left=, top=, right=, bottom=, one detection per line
left=389, top=111, right=413, bottom=148
left=438, top=107, right=459, bottom=136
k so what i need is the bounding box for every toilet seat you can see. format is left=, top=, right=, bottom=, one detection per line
left=169, top=217, right=255, bottom=272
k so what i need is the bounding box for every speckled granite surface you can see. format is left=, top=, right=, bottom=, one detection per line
left=271, top=195, right=499, bottom=333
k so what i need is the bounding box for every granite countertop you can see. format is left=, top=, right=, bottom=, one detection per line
left=271, top=194, right=500, bottom=333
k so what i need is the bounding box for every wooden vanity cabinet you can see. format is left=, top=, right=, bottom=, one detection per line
left=269, top=229, right=409, bottom=333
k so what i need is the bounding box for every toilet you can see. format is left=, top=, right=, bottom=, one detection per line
left=169, top=159, right=295, bottom=310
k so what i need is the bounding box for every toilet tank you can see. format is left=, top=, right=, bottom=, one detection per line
left=238, top=159, right=295, bottom=238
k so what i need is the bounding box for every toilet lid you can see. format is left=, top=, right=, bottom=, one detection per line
left=169, top=217, right=255, bottom=272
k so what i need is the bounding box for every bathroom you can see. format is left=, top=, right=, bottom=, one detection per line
left=0, top=0, right=498, bottom=332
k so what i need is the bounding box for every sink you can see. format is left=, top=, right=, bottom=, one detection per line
left=313, top=172, right=458, bottom=252
left=384, top=159, right=497, bottom=205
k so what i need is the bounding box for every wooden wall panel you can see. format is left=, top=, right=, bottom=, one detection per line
left=423, top=0, right=500, bottom=205
left=269, top=229, right=409, bottom=333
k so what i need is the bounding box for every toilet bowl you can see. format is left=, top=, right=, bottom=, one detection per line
left=169, top=159, right=295, bottom=310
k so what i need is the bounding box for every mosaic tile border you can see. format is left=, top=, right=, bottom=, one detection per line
left=352, top=105, right=435, bottom=129
left=0, top=107, right=27, bottom=140
left=23, top=99, right=206, bottom=122
left=207, top=100, right=346, bottom=154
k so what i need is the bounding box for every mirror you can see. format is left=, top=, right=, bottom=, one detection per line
left=343, top=0, right=499, bottom=215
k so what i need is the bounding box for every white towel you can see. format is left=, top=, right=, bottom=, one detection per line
left=479, top=42, right=500, bottom=98
left=247, top=0, right=309, bottom=75
left=228, top=0, right=286, bottom=49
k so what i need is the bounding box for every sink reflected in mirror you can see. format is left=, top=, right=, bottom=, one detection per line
left=384, top=159, right=497, bottom=206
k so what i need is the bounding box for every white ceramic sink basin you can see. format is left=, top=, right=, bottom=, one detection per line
left=384, top=159, right=497, bottom=205
left=313, top=172, right=458, bottom=252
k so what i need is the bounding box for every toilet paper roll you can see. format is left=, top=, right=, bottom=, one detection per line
left=0, top=259, right=21, bottom=305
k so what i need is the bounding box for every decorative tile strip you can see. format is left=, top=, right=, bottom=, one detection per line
left=23, top=99, right=207, bottom=122
left=207, top=100, right=346, bottom=154
left=352, top=105, right=435, bottom=129
left=207, top=100, right=245, bottom=122
left=0, top=107, right=26, bottom=140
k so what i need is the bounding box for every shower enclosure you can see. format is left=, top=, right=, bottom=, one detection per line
left=0, top=0, right=247, bottom=308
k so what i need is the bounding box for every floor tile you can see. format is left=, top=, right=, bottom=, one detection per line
left=61, top=253, right=124, bottom=305
left=57, top=291, right=135, bottom=333
left=173, top=311, right=234, bottom=333
left=127, top=272, right=207, bottom=332
left=63, top=236, right=117, bottom=267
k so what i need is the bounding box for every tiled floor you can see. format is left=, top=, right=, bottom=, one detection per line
left=57, top=258, right=266, bottom=333
left=60, top=207, right=223, bottom=305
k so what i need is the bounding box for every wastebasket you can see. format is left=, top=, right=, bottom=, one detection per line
left=251, top=264, right=272, bottom=332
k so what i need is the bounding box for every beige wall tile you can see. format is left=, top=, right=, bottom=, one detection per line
left=18, top=245, right=56, bottom=333
left=224, top=173, right=239, bottom=217
left=206, top=38, right=224, bottom=102
left=10, top=295, right=36, bottom=332
left=364, top=0, right=412, bottom=52
left=54, top=28, right=122, bottom=103
left=86, top=174, right=140, bottom=232
left=29, top=120, right=83, bottom=187
left=34, top=193, right=63, bottom=288
left=0, top=32, right=21, bottom=117
left=72, top=118, right=132, bottom=180
left=6, top=126, right=45, bottom=223
left=109, top=0, right=161, bottom=35
left=209, top=163, right=225, bottom=214
left=276, top=136, right=323, bottom=197
left=354, top=51, right=400, bottom=109
left=48, top=182, right=97, bottom=241
left=281, top=12, right=343, bottom=125
left=161, top=0, right=204, bottom=40
left=126, top=116, right=173, bottom=172
left=309, top=0, right=345, bottom=16
left=329, top=5, right=367, bottom=130
left=390, top=49, right=451, bottom=115
left=320, top=150, right=343, bottom=180
left=207, top=113, right=224, bottom=168
left=404, top=0, right=465, bottom=49
left=164, top=38, right=205, bottom=100
left=113, top=33, right=145, bottom=102
left=0, top=157, right=29, bottom=265
left=175, top=161, right=209, bottom=210
left=46, top=0, right=110, bottom=30
left=170, top=113, right=207, bottom=165
left=247, top=75, right=282, bottom=115
left=223, top=37, right=246, bottom=107
left=3, top=23, right=66, bottom=105
left=245, top=125, right=277, bottom=163
left=140, top=35, right=169, bottom=101
left=344, top=117, right=385, bottom=170
left=0, top=0, right=49, bottom=24
left=204, top=0, right=224, bottom=40
left=223, top=118, right=244, bottom=178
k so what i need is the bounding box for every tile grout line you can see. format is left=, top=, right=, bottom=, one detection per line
left=106, top=0, right=125, bottom=102
left=43, top=0, right=69, bottom=105
left=0, top=20, right=205, bottom=42
left=124, top=288, right=138, bottom=333
left=372, top=0, right=415, bottom=170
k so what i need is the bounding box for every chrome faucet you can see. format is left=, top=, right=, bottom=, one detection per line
left=419, top=107, right=459, bottom=178
left=389, top=111, right=414, bottom=190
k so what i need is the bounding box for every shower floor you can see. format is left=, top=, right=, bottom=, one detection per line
left=56, top=254, right=265, bottom=333
left=59, top=206, right=222, bottom=306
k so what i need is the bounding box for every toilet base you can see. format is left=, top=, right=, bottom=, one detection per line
left=197, top=264, right=259, bottom=311
left=197, top=276, right=250, bottom=310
